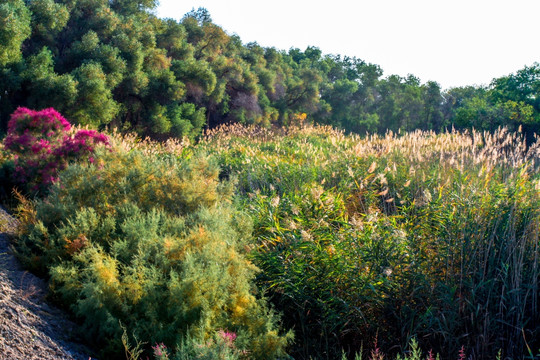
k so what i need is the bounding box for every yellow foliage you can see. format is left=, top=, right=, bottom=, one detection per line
left=89, top=250, right=121, bottom=297
left=231, top=294, right=255, bottom=320
left=291, top=112, right=307, bottom=123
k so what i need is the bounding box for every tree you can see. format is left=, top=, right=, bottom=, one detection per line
left=20, top=47, right=78, bottom=115
left=0, top=0, right=30, bottom=66
left=490, top=63, right=540, bottom=134
left=69, top=62, right=119, bottom=127
left=26, top=0, right=69, bottom=48
left=182, top=7, right=212, bottom=26
left=4, top=0, right=535, bottom=140
left=421, top=81, right=444, bottom=131
left=109, top=0, right=158, bottom=16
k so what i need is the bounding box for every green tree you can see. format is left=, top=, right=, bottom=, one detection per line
left=183, top=7, right=212, bottom=26
left=441, top=86, right=484, bottom=125
left=5, top=0, right=536, bottom=139
left=69, top=62, right=119, bottom=127
left=490, top=63, right=540, bottom=134
left=421, top=81, right=444, bottom=131
left=26, top=0, right=69, bottom=48
left=168, top=102, right=206, bottom=138
left=20, top=47, right=78, bottom=114
left=0, top=0, right=31, bottom=66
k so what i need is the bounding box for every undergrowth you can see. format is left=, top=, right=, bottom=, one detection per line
left=2, top=118, right=540, bottom=359
left=11, top=137, right=291, bottom=359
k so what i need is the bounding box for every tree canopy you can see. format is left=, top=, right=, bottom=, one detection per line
left=1, top=2, right=538, bottom=139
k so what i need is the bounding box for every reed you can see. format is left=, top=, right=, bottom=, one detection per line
left=201, top=124, right=540, bottom=359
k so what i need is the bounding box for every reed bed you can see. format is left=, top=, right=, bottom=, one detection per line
left=200, top=124, right=540, bottom=359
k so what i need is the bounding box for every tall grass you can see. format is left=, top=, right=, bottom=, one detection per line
left=201, top=124, right=540, bottom=359
left=5, top=122, right=539, bottom=359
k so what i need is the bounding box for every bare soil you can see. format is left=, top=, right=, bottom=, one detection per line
left=0, top=207, right=95, bottom=360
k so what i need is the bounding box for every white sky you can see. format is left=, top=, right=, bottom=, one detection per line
left=156, top=0, right=540, bottom=90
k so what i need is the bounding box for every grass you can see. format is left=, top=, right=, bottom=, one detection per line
left=199, top=124, right=540, bottom=359
left=3, top=123, right=540, bottom=359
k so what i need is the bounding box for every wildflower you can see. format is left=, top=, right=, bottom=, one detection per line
left=458, top=346, right=466, bottom=360
left=217, top=330, right=237, bottom=347
left=152, top=343, right=169, bottom=359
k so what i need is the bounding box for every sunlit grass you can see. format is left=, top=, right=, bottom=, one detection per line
left=199, top=124, right=540, bottom=359
left=5, top=123, right=540, bottom=359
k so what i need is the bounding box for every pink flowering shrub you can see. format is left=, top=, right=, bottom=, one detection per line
left=152, top=343, right=169, bottom=360
left=217, top=330, right=237, bottom=348
left=3, top=107, right=109, bottom=193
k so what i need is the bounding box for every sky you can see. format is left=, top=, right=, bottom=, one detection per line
left=156, top=0, right=540, bottom=90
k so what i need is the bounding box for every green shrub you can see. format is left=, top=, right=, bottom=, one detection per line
left=0, top=144, right=16, bottom=201
left=15, top=147, right=291, bottom=359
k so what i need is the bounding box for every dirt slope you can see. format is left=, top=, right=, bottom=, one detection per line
left=0, top=207, right=95, bottom=360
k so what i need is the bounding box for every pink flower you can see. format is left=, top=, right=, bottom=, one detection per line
left=152, top=343, right=169, bottom=359
left=218, top=329, right=237, bottom=347
left=3, top=107, right=110, bottom=193
left=458, top=346, right=466, bottom=360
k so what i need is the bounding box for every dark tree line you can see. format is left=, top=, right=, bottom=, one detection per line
left=1, top=1, right=539, bottom=139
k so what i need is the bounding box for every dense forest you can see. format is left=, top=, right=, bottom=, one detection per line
left=1, top=0, right=540, bottom=140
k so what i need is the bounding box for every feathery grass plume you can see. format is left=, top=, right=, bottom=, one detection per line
left=200, top=123, right=540, bottom=359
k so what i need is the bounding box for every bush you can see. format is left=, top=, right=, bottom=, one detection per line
left=3, top=107, right=108, bottom=194
left=0, top=142, right=16, bottom=201
left=14, top=146, right=292, bottom=359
